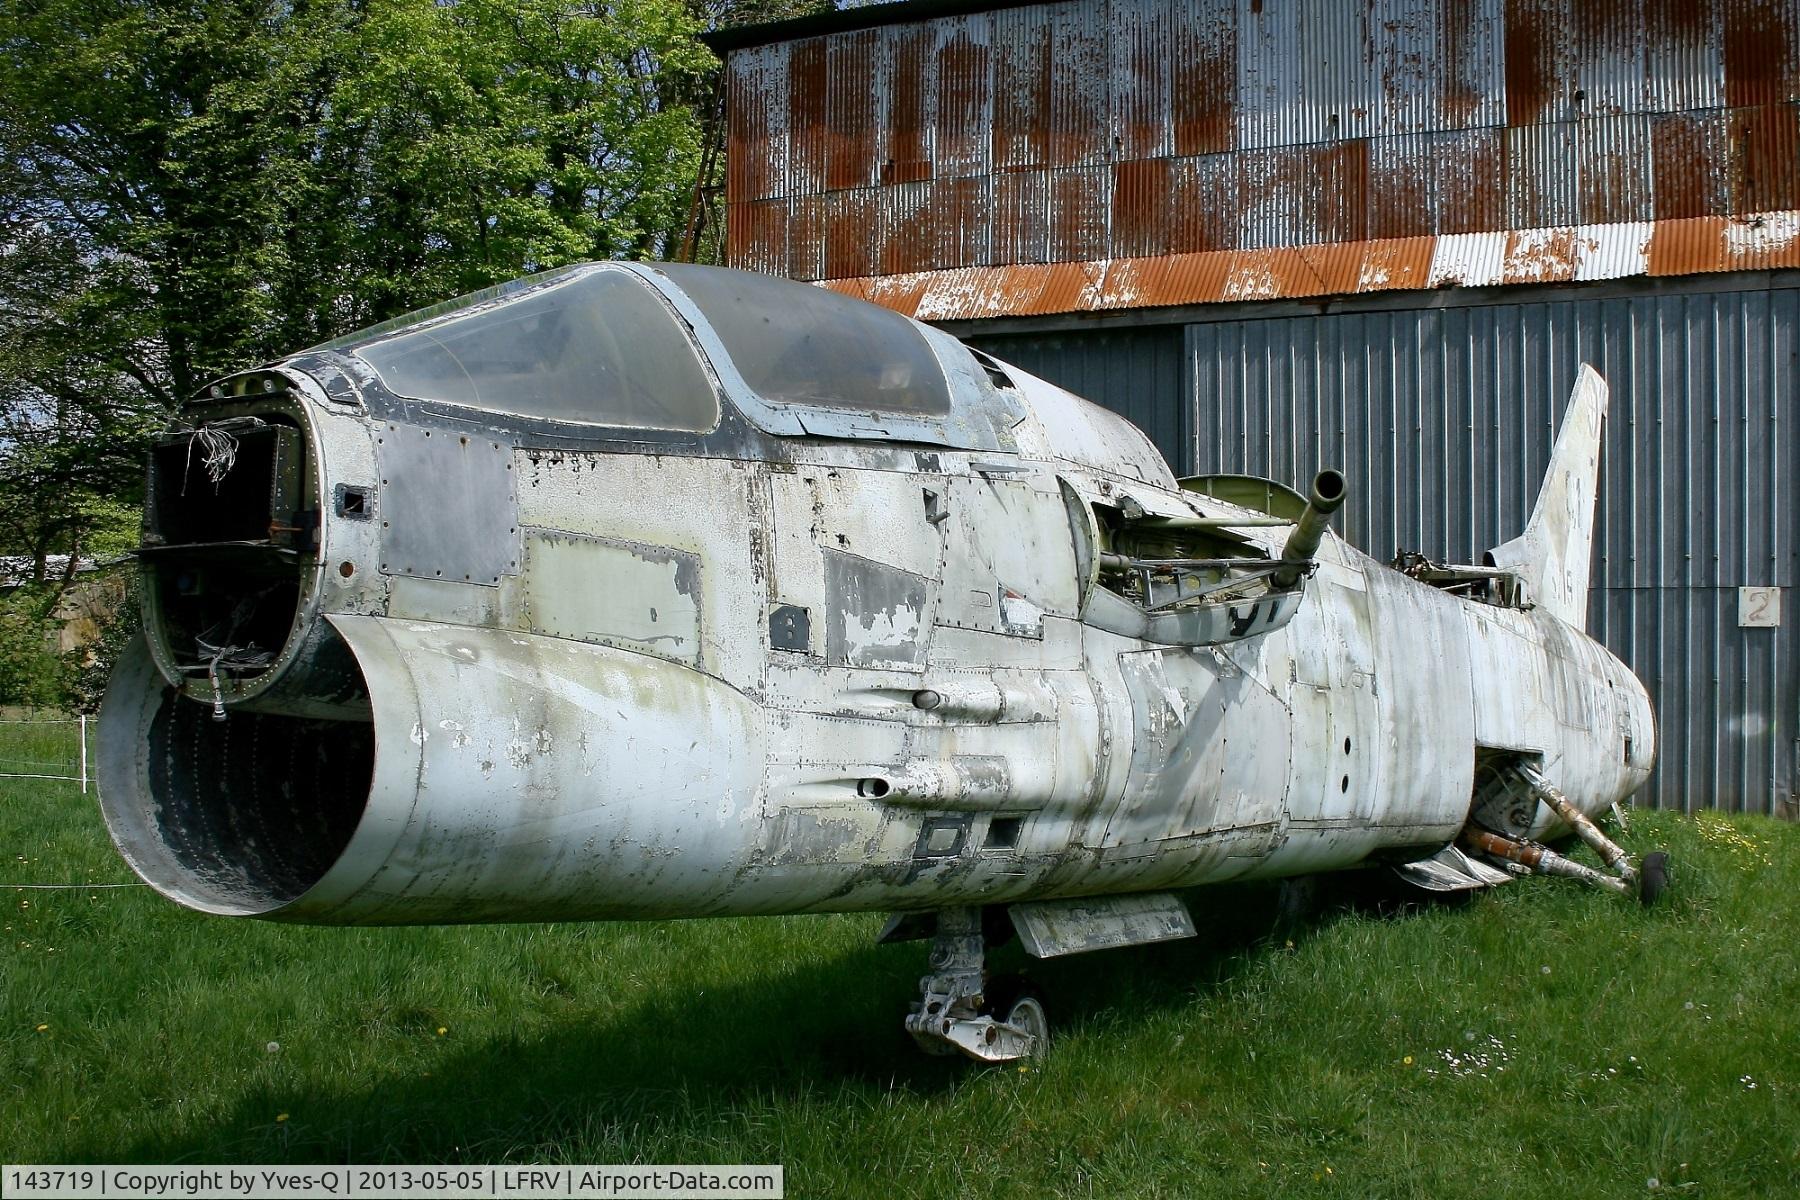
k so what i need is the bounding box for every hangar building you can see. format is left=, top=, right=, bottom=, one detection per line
left=705, top=0, right=1800, bottom=814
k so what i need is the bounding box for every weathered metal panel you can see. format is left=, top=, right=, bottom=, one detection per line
left=1170, top=0, right=1237, bottom=155
left=1308, top=140, right=1371, bottom=246
left=1230, top=0, right=1299, bottom=152
left=826, top=29, right=883, bottom=191
left=932, top=175, right=993, bottom=270
left=1112, top=157, right=1171, bottom=259
left=989, top=2, right=1053, bottom=168
left=1642, top=0, right=1724, bottom=115
left=1047, top=0, right=1109, bottom=167
left=1368, top=134, right=1435, bottom=241
left=935, top=14, right=994, bottom=179
left=1183, top=279, right=1800, bottom=814
left=1651, top=110, right=1730, bottom=221
left=788, top=193, right=826, bottom=282
left=522, top=533, right=701, bottom=668
left=378, top=426, right=518, bottom=586
left=883, top=24, right=934, bottom=186
left=786, top=38, right=829, bottom=198
left=1722, top=0, right=1800, bottom=108
left=1576, top=113, right=1653, bottom=225
left=1048, top=164, right=1110, bottom=263
left=880, top=180, right=936, bottom=275
left=825, top=188, right=880, bottom=280
left=1503, top=0, right=1576, bottom=127
left=1109, top=0, right=1173, bottom=161
left=1570, top=1, right=1649, bottom=117
left=1232, top=146, right=1307, bottom=252
left=1169, top=154, right=1238, bottom=253
left=993, top=169, right=1052, bottom=264
left=727, top=42, right=789, bottom=204
left=1432, top=127, right=1510, bottom=235
left=1726, top=102, right=1800, bottom=215
left=1505, top=121, right=1580, bottom=229
left=1439, top=0, right=1509, bottom=129
left=1009, top=892, right=1197, bottom=957
left=726, top=200, right=790, bottom=278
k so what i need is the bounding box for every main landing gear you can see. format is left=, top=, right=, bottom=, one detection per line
left=904, top=907, right=1048, bottom=1063
left=1463, top=763, right=1669, bottom=905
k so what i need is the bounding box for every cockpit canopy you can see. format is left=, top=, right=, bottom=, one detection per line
left=344, top=267, right=720, bottom=433
left=310, top=262, right=991, bottom=444
left=652, top=264, right=950, bottom=417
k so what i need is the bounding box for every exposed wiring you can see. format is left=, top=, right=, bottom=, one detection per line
left=181, top=423, right=241, bottom=495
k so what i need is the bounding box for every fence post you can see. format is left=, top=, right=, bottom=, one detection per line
left=79, top=714, right=88, bottom=795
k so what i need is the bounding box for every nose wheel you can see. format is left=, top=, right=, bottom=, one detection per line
left=985, top=976, right=1049, bottom=1050
left=904, top=908, right=1049, bottom=1063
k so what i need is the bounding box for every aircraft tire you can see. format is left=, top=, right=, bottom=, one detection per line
left=1638, top=851, right=1671, bottom=906
left=986, top=975, right=1049, bottom=1057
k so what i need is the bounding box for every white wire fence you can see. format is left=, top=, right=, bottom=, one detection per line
left=0, top=714, right=92, bottom=793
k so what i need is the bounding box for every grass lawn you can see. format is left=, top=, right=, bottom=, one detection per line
left=3, top=717, right=1796, bottom=1197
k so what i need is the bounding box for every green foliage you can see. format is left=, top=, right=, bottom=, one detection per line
left=0, top=586, right=69, bottom=708
left=1, top=0, right=719, bottom=384
left=61, top=572, right=141, bottom=715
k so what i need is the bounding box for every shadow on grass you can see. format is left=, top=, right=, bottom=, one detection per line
left=70, top=874, right=1451, bottom=1164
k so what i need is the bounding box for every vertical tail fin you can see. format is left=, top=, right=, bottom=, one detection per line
left=1485, top=365, right=1608, bottom=629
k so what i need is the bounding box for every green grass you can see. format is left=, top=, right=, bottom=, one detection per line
left=3, top=756, right=1796, bottom=1198
left=0, top=716, right=88, bottom=786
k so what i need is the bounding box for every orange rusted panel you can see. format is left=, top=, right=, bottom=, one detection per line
left=824, top=188, right=880, bottom=280
left=1723, top=0, right=1800, bottom=109
left=1651, top=111, right=1728, bottom=221
left=826, top=30, right=880, bottom=191
left=885, top=26, right=934, bottom=186
left=936, top=18, right=993, bottom=178
left=1357, top=237, right=1438, bottom=291
left=1113, top=158, right=1173, bottom=259
left=787, top=39, right=828, bottom=198
left=1171, top=4, right=1236, bottom=155
left=727, top=199, right=789, bottom=277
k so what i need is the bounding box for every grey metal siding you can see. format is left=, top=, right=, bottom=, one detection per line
left=969, top=326, right=1189, bottom=470
left=1185, top=282, right=1799, bottom=815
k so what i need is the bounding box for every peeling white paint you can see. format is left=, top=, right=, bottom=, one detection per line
left=1724, top=211, right=1800, bottom=258
left=1428, top=231, right=1506, bottom=287
left=1572, top=222, right=1652, bottom=282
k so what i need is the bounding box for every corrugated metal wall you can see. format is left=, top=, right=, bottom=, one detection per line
left=726, top=0, right=1800, bottom=291
left=1181, top=280, right=1799, bottom=816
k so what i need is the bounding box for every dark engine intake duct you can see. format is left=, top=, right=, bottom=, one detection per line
left=100, top=639, right=374, bottom=916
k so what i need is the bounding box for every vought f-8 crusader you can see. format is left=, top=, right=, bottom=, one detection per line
left=100, top=262, right=1662, bottom=1061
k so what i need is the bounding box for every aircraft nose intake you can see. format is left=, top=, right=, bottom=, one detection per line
left=98, top=638, right=375, bottom=917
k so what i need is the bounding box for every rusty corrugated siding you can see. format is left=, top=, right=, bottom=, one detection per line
left=722, top=0, right=1800, bottom=315
left=819, top=212, right=1800, bottom=319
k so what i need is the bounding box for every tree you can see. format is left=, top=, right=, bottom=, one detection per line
left=0, top=0, right=724, bottom=703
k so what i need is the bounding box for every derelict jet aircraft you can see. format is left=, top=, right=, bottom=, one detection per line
left=99, top=262, right=1664, bottom=1062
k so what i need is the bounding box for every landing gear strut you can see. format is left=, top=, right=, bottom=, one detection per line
left=1463, top=764, right=1669, bottom=905
left=905, top=907, right=1048, bottom=1062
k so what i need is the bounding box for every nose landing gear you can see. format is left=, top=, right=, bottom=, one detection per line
left=904, top=907, right=1048, bottom=1063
